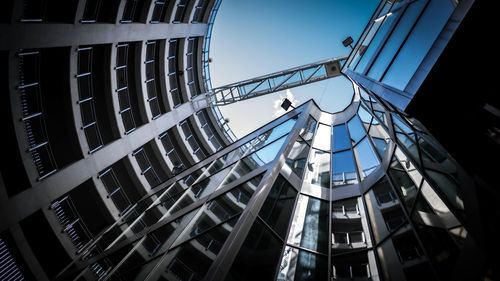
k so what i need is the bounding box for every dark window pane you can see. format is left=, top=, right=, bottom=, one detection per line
left=224, top=219, right=284, bottom=281
left=259, top=176, right=298, bottom=239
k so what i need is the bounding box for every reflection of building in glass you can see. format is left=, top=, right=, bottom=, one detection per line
left=0, top=0, right=496, bottom=280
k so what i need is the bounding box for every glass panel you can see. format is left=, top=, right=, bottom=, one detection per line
left=425, top=170, right=464, bottom=211
left=353, top=138, right=380, bottom=179
left=332, top=124, right=350, bottom=152
left=347, top=115, right=366, bottom=144
left=251, top=117, right=297, bottom=151
left=332, top=150, right=358, bottom=186
left=285, top=139, right=310, bottom=179
left=364, top=178, right=408, bottom=243
left=287, top=195, right=329, bottom=254
left=372, top=137, right=388, bottom=159
left=224, top=219, right=284, bottom=281
left=368, top=0, right=429, bottom=81
left=414, top=224, right=460, bottom=281
left=259, top=176, right=298, bottom=239
left=377, top=237, right=435, bottom=281
left=412, top=180, right=459, bottom=228
left=394, top=147, right=423, bottom=186
left=382, top=0, right=454, bottom=90
left=277, top=246, right=328, bottom=281
left=312, top=123, right=331, bottom=151
left=388, top=156, right=420, bottom=210
left=168, top=175, right=262, bottom=262
left=303, top=149, right=330, bottom=188
left=358, top=104, right=373, bottom=124
left=332, top=251, right=371, bottom=280
left=299, top=116, right=317, bottom=144
left=163, top=217, right=239, bottom=281
left=354, top=0, right=406, bottom=74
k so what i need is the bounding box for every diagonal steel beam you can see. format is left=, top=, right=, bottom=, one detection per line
left=202, top=55, right=348, bottom=107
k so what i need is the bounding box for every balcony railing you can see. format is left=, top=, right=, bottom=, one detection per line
left=18, top=49, right=58, bottom=181
left=98, top=167, right=133, bottom=215
left=76, top=46, right=105, bottom=154
left=115, top=43, right=137, bottom=134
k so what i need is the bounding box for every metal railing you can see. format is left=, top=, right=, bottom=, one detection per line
left=115, top=43, right=137, bottom=134
left=18, top=49, right=58, bottom=181
left=159, top=131, right=186, bottom=175
left=144, top=40, right=163, bottom=120
left=98, top=167, right=133, bottom=215
left=76, top=46, right=105, bottom=154
left=133, top=146, right=161, bottom=186
left=200, top=0, right=238, bottom=142
left=0, top=237, right=26, bottom=280
left=196, top=110, right=223, bottom=151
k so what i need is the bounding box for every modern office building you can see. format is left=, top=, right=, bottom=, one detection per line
left=0, top=0, right=497, bottom=280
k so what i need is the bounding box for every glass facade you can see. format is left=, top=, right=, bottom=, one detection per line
left=45, top=78, right=469, bottom=281
left=344, top=0, right=461, bottom=110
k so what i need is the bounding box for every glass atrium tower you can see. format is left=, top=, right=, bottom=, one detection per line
left=0, top=0, right=495, bottom=280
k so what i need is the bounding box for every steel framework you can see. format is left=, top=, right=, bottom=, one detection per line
left=204, top=55, right=348, bottom=106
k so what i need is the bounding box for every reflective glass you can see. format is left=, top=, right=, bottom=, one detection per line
left=382, top=0, right=454, bottom=90
left=347, top=115, right=366, bottom=144
left=354, top=138, right=380, bottom=179
left=388, top=156, right=420, bottom=210
left=355, top=0, right=406, bottom=73
left=332, top=124, right=350, bottom=152
left=285, top=139, right=310, bottom=179
left=364, top=178, right=408, bottom=243
left=368, top=0, right=428, bottom=81
left=303, top=149, right=330, bottom=188
left=299, top=116, right=317, bottom=144
left=425, top=169, right=464, bottom=211
left=392, top=113, right=413, bottom=134
left=358, top=104, right=373, bottom=124
left=259, top=176, right=298, bottom=239
left=163, top=217, right=239, bottom=281
left=412, top=180, right=459, bottom=228
left=413, top=224, right=459, bottom=281
left=251, top=117, right=296, bottom=151
left=287, top=195, right=329, bottom=254
left=332, top=251, right=372, bottom=279
left=172, top=175, right=262, bottom=248
left=372, top=137, right=388, bottom=159
left=278, top=246, right=328, bottom=281
left=312, top=123, right=331, bottom=151
left=332, top=150, right=358, bottom=186
left=224, top=219, right=284, bottom=281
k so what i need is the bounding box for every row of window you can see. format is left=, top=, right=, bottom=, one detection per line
left=7, top=0, right=210, bottom=24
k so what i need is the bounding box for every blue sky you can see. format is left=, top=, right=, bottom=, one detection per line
left=209, top=0, right=380, bottom=138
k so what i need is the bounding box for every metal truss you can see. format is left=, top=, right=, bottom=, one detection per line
left=205, top=55, right=348, bottom=106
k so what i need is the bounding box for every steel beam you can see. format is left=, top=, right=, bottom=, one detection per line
left=203, top=55, right=348, bottom=106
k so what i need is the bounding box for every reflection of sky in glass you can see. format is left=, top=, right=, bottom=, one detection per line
left=354, top=138, right=380, bottom=177
left=252, top=117, right=296, bottom=150
left=358, top=104, right=373, bottom=124
left=382, top=0, right=454, bottom=90
left=332, top=150, right=357, bottom=175
left=332, top=125, right=350, bottom=152
left=252, top=135, right=287, bottom=164
left=347, top=115, right=366, bottom=143
left=372, top=138, right=387, bottom=158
